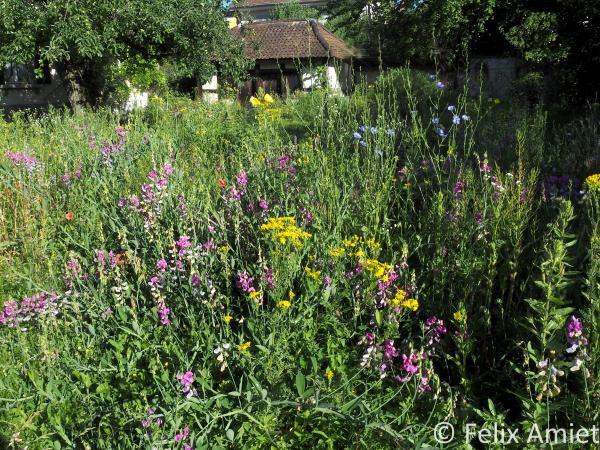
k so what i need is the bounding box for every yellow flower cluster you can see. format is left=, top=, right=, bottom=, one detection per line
left=329, top=235, right=381, bottom=258
left=277, top=300, right=291, bottom=309
left=260, top=217, right=312, bottom=247
left=249, top=93, right=274, bottom=108
left=585, top=174, right=600, bottom=192
left=389, top=289, right=419, bottom=311
left=362, top=259, right=393, bottom=279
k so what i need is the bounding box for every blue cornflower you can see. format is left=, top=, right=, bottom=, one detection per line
left=447, top=105, right=456, bottom=112
left=435, top=128, right=447, bottom=138
left=431, top=117, right=440, bottom=125
left=386, top=128, right=395, bottom=136
left=436, top=81, right=445, bottom=89
left=369, top=127, right=377, bottom=134
left=359, top=140, right=368, bottom=147
left=353, top=132, right=362, bottom=140
left=452, top=115, right=461, bottom=125
left=428, top=74, right=436, bottom=81
left=461, top=114, right=470, bottom=121
left=358, top=125, right=367, bottom=133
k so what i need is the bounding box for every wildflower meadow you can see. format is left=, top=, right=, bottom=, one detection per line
left=1, top=69, right=600, bottom=449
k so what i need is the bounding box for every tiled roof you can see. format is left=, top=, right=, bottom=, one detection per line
left=231, top=20, right=356, bottom=61
left=233, top=0, right=322, bottom=7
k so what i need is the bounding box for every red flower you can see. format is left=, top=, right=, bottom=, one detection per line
left=65, top=212, right=74, bottom=221
left=217, top=178, right=227, bottom=189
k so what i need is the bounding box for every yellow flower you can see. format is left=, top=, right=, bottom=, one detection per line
left=585, top=174, right=600, bottom=192
left=218, top=245, right=230, bottom=254
left=305, top=267, right=322, bottom=280
left=239, top=341, right=252, bottom=351
left=453, top=311, right=463, bottom=321
left=389, top=289, right=407, bottom=307
left=401, top=298, right=419, bottom=311
left=288, top=290, right=295, bottom=299
left=224, top=315, right=233, bottom=324
left=261, top=217, right=311, bottom=247
left=325, top=369, right=334, bottom=381
left=329, top=248, right=345, bottom=258
left=249, top=291, right=262, bottom=302
left=363, top=259, right=392, bottom=279
left=277, top=300, right=291, bottom=309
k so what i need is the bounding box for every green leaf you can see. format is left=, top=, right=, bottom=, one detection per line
left=295, top=371, right=306, bottom=397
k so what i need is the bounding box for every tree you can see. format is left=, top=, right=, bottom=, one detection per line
left=271, top=0, right=322, bottom=20
left=0, top=0, right=250, bottom=106
left=326, top=0, right=600, bottom=100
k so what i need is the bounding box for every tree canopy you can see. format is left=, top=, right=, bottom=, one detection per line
left=270, top=0, right=322, bottom=20
left=326, top=0, right=600, bottom=99
left=0, top=0, right=249, bottom=105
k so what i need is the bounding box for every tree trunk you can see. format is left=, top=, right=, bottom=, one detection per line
left=57, top=62, right=106, bottom=109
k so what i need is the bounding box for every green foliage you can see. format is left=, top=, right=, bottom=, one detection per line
left=1, top=70, right=600, bottom=447
left=270, top=0, right=321, bottom=20
left=0, top=0, right=249, bottom=105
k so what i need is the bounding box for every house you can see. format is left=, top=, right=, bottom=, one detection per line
left=1, top=63, right=68, bottom=114
left=224, top=19, right=357, bottom=100
left=229, top=0, right=328, bottom=21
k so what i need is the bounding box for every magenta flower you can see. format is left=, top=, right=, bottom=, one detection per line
left=259, top=199, right=269, bottom=210
left=157, top=302, right=171, bottom=325
left=156, top=259, right=168, bottom=271
left=236, top=170, right=248, bottom=187
left=175, top=426, right=190, bottom=442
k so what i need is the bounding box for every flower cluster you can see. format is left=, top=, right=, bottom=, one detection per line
left=5, top=150, right=40, bottom=172
left=119, top=163, right=174, bottom=231
left=100, top=127, right=128, bottom=165
left=176, top=371, right=197, bottom=398
left=260, top=217, right=312, bottom=247
left=424, top=316, right=447, bottom=349
left=584, top=173, right=600, bottom=192
left=1, top=292, right=60, bottom=331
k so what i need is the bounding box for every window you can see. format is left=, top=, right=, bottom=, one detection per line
left=1, top=62, right=52, bottom=87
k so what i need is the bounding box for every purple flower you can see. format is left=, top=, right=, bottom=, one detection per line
left=435, top=128, right=447, bottom=138
left=259, top=199, right=269, bottom=210
left=324, top=275, right=332, bottom=286
left=436, top=81, right=445, bottom=89
left=175, top=426, right=190, bottom=442
left=236, top=170, right=248, bottom=187
left=480, top=164, right=493, bottom=172
left=191, top=273, right=200, bottom=287
left=176, top=236, right=192, bottom=256
left=261, top=267, right=275, bottom=290
left=359, top=140, right=367, bottom=148
left=353, top=132, right=362, bottom=140
left=236, top=271, right=256, bottom=293
left=424, top=316, right=447, bottom=349
left=5, top=151, right=41, bottom=172
left=157, top=302, right=171, bottom=325
left=453, top=181, right=465, bottom=197
left=156, top=259, right=168, bottom=271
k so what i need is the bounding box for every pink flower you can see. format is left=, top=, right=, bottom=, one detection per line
left=175, top=426, right=190, bottom=442
left=156, top=259, right=168, bottom=271
left=259, top=199, right=269, bottom=210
